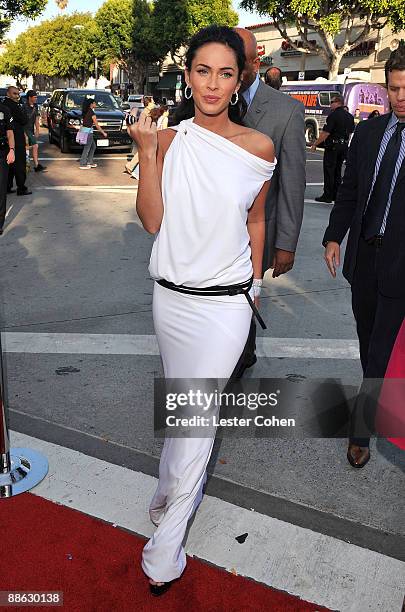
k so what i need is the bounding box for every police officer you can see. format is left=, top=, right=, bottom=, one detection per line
left=311, top=93, right=355, bottom=203
left=3, top=86, right=31, bottom=196
left=0, top=101, right=15, bottom=235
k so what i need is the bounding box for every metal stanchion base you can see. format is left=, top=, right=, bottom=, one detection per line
left=0, top=448, right=48, bottom=498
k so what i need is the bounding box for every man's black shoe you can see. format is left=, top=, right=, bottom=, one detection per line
left=7, top=189, right=16, bottom=194
left=17, top=190, right=32, bottom=196
left=0, top=228, right=3, bottom=235
left=34, top=164, right=47, bottom=172
left=315, top=195, right=333, bottom=203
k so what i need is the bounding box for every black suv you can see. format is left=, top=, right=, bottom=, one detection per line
left=47, top=88, right=132, bottom=153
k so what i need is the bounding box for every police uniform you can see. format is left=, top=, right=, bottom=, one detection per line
left=321, top=106, right=355, bottom=201
left=0, top=103, right=13, bottom=233
left=2, top=95, right=28, bottom=194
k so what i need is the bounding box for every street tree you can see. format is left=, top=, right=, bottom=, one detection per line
left=131, top=0, right=165, bottom=92
left=152, top=0, right=239, bottom=65
left=25, top=13, right=101, bottom=86
left=0, top=0, right=47, bottom=40
left=130, top=0, right=239, bottom=91
left=0, top=13, right=102, bottom=87
left=0, top=32, right=30, bottom=88
left=95, top=0, right=136, bottom=85
left=240, top=0, right=405, bottom=78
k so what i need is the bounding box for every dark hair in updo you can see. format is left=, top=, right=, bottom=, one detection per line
left=174, top=25, right=247, bottom=126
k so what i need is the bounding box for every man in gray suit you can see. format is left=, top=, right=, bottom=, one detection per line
left=231, top=29, right=305, bottom=377
left=235, top=28, right=306, bottom=277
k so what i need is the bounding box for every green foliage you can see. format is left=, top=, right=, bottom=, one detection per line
left=186, top=0, right=239, bottom=32
left=0, top=0, right=47, bottom=20
left=150, top=0, right=189, bottom=59
left=290, top=0, right=318, bottom=19
left=241, top=0, right=405, bottom=34
left=0, top=12, right=101, bottom=83
left=358, top=0, right=405, bottom=33
left=151, top=0, right=239, bottom=58
left=95, top=0, right=134, bottom=67
left=241, top=0, right=405, bottom=76
left=132, top=0, right=164, bottom=64
left=0, top=0, right=244, bottom=88
left=0, top=0, right=47, bottom=42
left=33, top=13, right=100, bottom=81
left=0, top=17, right=11, bottom=41
left=318, top=13, right=341, bottom=37
left=0, top=32, right=31, bottom=82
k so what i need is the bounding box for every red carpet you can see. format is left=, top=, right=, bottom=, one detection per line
left=0, top=494, right=333, bottom=611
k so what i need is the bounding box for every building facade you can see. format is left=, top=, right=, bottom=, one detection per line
left=248, top=20, right=405, bottom=83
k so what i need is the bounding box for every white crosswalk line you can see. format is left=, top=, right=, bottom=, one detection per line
left=2, top=332, right=360, bottom=359
left=32, top=186, right=137, bottom=192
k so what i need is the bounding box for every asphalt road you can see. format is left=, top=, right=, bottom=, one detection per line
left=1, top=129, right=404, bottom=562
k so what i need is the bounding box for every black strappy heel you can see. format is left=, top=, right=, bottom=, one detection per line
left=149, top=580, right=173, bottom=596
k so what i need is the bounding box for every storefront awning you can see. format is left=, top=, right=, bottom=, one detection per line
left=156, top=73, right=179, bottom=90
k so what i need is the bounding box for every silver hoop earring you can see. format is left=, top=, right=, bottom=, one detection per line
left=184, top=86, right=193, bottom=100
left=230, top=92, right=239, bottom=106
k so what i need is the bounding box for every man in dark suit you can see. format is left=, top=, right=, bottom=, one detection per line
left=323, top=46, right=405, bottom=468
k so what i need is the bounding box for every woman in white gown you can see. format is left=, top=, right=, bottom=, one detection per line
left=128, top=25, right=276, bottom=596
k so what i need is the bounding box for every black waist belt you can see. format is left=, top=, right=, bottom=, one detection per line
left=156, top=277, right=267, bottom=330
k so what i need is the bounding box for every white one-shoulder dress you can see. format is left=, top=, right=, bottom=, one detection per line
left=141, top=118, right=276, bottom=582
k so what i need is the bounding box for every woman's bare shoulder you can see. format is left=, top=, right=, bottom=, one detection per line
left=229, top=124, right=274, bottom=162
left=243, top=128, right=275, bottom=163
left=157, top=128, right=177, bottom=156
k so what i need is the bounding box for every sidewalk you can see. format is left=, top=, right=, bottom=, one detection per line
left=3, top=431, right=403, bottom=612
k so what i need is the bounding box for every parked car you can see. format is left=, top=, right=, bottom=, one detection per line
left=127, top=94, right=144, bottom=110
left=47, top=88, right=132, bottom=153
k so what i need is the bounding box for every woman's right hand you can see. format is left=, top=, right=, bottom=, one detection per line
left=128, top=115, right=157, bottom=157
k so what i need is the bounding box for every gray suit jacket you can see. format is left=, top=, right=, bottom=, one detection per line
left=244, top=80, right=306, bottom=273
